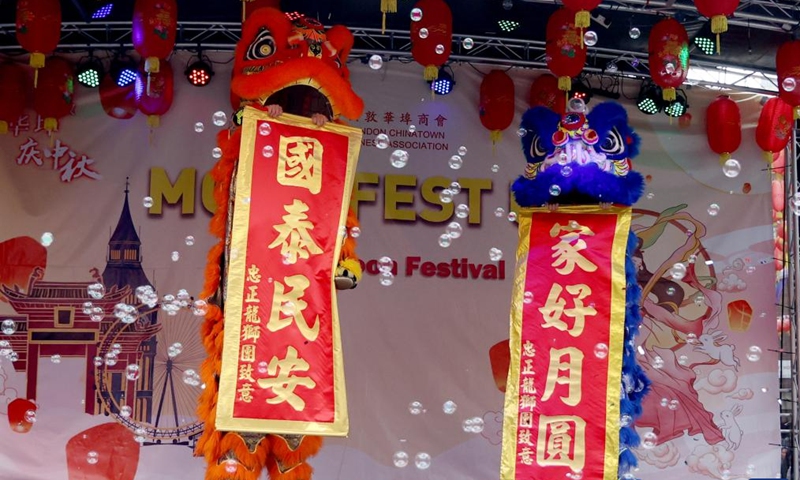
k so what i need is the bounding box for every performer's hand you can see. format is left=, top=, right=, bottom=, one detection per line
left=600, top=202, right=612, bottom=210
left=311, top=113, right=328, bottom=127
left=546, top=203, right=559, bottom=212
left=266, top=104, right=283, bottom=117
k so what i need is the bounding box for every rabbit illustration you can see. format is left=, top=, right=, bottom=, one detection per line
left=695, top=330, right=740, bottom=369
left=718, top=404, right=743, bottom=450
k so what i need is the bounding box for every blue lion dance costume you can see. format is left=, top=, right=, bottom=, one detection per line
left=512, top=100, right=651, bottom=476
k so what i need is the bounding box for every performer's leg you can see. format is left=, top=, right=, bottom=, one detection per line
left=265, top=435, right=323, bottom=480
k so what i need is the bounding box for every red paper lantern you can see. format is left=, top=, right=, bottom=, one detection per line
left=756, top=97, right=794, bottom=161
left=410, top=0, right=452, bottom=81
left=33, top=57, right=75, bottom=134
left=776, top=41, right=800, bottom=119
left=15, top=0, right=61, bottom=84
left=546, top=8, right=587, bottom=91
left=529, top=74, right=566, bottom=113
left=0, top=63, right=30, bottom=134
left=694, top=1, right=739, bottom=53
left=479, top=70, right=515, bottom=144
left=132, top=0, right=178, bottom=75
left=705, top=95, right=741, bottom=163
left=136, top=59, right=174, bottom=128
left=648, top=18, right=690, bottom=102
left=561, top=0, right=602, bottom=28
left=8, top=398, right=37, bottom=434
left=99, top=75, right=137, bottom=120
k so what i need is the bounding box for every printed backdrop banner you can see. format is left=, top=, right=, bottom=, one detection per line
left=0, top=52, right=783, bottom=479
left=501, top=207, right=631, bottom=480
left=217, top=110, right=359, bottom=436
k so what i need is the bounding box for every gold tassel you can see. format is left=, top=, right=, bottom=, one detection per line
left=0, top=121, right=7, bottom=135
left=31, top=53, right=45, bottom=88
left=147, top=115, right=160, bottom=128
left=574, top=10, right=591, bottom=29
left=490, top=129, right=502, bottom=152
left=663, top=87, right=676, bottom=102
left=794, top=107, right=800, bottom=120
left=711, top=15, right=728, bottom=34
left=44, top=118, right=58, bottom=132
left=381, top=0, right=397, bottom=34
left=764, top=151, right=774, bottom=163
left=423, top=65, right=439, bottom=82
left=144, top=57, right=160, bottom=74
left=558, top=76, right=572, bottom=91
left=719, top=152, right=731, bottom=165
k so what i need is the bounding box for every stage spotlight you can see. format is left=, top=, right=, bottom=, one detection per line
left=110, top=57, right=138, bottom=87
left=92, top=4, right=114, bottom=20
left=498, top=19, right=520, bottom=32
left=693, top=21, right=716, bottom=56
left=186, top=57, right=214, bottom=87
left=570, top=78, right=593, bottom=105
left=637, top=81, right=664, bottom=115
left=77, top=56, right=103, bottom=88
left=430, top=67, right=455, bottom=95
left=665, top=91, right=688, bottom=117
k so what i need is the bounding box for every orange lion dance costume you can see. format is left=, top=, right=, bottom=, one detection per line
left=195, top=5, right=364, bottom=479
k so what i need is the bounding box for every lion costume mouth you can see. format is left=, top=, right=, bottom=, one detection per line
left=231, top=8, right=364, bottom=121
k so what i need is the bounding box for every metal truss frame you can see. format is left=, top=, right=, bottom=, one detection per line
left=788, top=126, right=800, bottom=480
left=0, top=21, right=782, bottom=94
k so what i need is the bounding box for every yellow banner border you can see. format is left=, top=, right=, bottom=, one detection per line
left=216, top=107, right=362, bottom=437
left=500, top=205, right=631, bottom=479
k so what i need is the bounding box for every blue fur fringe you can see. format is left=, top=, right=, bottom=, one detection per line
left=512, top=164, right=645, bottom=207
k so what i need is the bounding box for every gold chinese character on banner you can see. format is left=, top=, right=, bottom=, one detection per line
left=522, top=358, right=535, bottom=375
left=518, top=446, right=535, bottom=466
left=241, top=324, right=261, bottom=342
left=520, top=395, right=536, bottom=411
left=257, top=346, right=317, bottom=411
left=542, top=347, right=584, bottom=406
left=244, top=305, right=261, bottom=324
left=268, top=199, right=323, bottom=264
left=240, top=344, right=256, bottom=363
left=536, top=416, right=586, bottom=471
left=239, top=364, right=255, bottom=382
left=549, top=222, right=598, bottom=275
left=521, top=377, right=536, bottom=395
left=268, top=275, right=320, bottom=341
left=518, top=428, right=534, bottom=446
left=523, top=340, right=536, bottom=357
left=238, top=383, right=255, bottom=403
left=278, top=136, right=324, bottom=194
left=245, top=285, right=261, bottom=303
left=247, top=264, right=262, bottom=283
left=520, top=412, right=533, bottom=428
left=539, top=283, right=597, bottom=337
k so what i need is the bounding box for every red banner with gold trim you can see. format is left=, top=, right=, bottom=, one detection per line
left=501, top=206, right=631, bottom=480
left=216, top=108, right=361, bottom=436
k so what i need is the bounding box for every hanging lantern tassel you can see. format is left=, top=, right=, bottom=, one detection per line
left=719, top=152, right=731, bottom=166
left=147, top=115, right=160, bottom=129
left=490, top=129, right=502, bottom=155
left=144, top=57, right=161, bottom=97
left=663, top=87, right=676, bottom=102
left=423, top=65, right=438, bottom=82
left=574, top=10, right=591, bottom=29
left=558, top=76, right=572, bottom=92
left=795, top=106, right=800, bottom=120
left=30, top=53, right=46, bottom=88
left=711, top=14, right=728, bottom=54
left=381, top=0, right=397, bottom=33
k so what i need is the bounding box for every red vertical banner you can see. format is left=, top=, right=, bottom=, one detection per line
left=501, top=206, right=631, bottom=480
left=216, top=107, right=362, bottom=436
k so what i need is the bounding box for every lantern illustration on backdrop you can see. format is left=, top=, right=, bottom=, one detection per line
left=479, top=69, right=515, bottom=145
left=546, top=7, right=587, bottom=92
left=528, top=73, right=566, bottom=113
left=776, top=40, right=800, bottom=120
left=705, top=95, right=741, bottom=164
left=561, top=0, right=602, bottom=29
left=33, top=56, right=75, bottom=135
left=15, top=0, right=61, bottom=87
left=100, top=74, right=138, bottom=120
left=135, top=59, right=174, bottom=128
left=0, top=63, right=30, bottom=134
left=648, top=18, right=690, bottom=101
left=132, top=0, right=177, bottom=94
left=410, top=0, right=452, bottom=82
left=756, top=97, right=794, bottom=162
left=693, top=0, right=740, bottom=54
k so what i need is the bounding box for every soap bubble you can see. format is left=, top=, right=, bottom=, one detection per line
left=494, top=207, right=505, bottom=218
left=410, top=8, right=423, bottom=21
left=376, top=133, right=390, bottom=149
left=390, top=150, right=409, bottom=168
left=517, top=127, right=527, bottom=137
left=491, top=164, right=500, bottom=173
left=458, top=145, right=468, bottom=156
left=418, top=28, right=429, bottom=39
left=194, top=122, right=204, bottom=133
left=87, top=283, right=106, bottom=299
left=415, top=452, right=431, bottom=470
left=489, top=247, right=503, bottom=261
left=455, top=204, right=469, bottom=218
left=378, top=256, right=393, bottom=273
left=722, top=158, right=741, bottom=178
left=171, top=251, right=180, bottom=262
left=393, top=451, right=409, bottom=468
left=669, top=263, right=687, bottom=280
left=408, top=401, right=423, bottom=415
left=438, top=234, right=453, bottom=248
left=168, top=342, right=183, bottom=358
left=584, top=31, right=598, bottom=46
left=523, top=291, right=533, bottom=304
left=746, top=345, right=762, bottom=362
left=549, top=185, right=562, bottom=196
left=120, top=406, right=132, bottom=418
left=629, top=27, right=641, bottom=39
left=435, top=44, right=445, bottom=55
left=40, top=232, right=54, bottom=247
left=442, top=400, right=457, bottom=414
left=379, top=271, right=395, bottom=286
left=462, top=416, right=485, bottom=433
left=594, top=343, right=609, bottom=359
left=449, top=181, right=461, bottom=194
left=212, top=111, right=227, bottom=126
left=368, top=54, right=383, bottom=70
left=262, top=145, right=274, bottom=158
left=642, top=432, right=658, bottom=449
left=86, top=451, right=99, bottom=465
left=783, top=77, right=797, bottom=92
left=448, top=155, right=463, bottom=170
left=508, top=212, right=517, bottom=222
left=212, top=147, right=222, bottom=159
left=462, top=38, right=475, bottom=49
left=652, top=356, right=665, bottom=369
left=143, top=196, right=154, bottom=208
left=258, top=122, right=272, bottom=136
left=445, top=222, right=463, bottom=239
left=50, top=354, right=61, bottom=364
left=439, top=188, right=454, bottom=203
left=126, top=364, right=141, bottom=381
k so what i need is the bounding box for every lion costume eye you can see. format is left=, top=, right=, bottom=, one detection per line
left=246, top=28, right=277, bottom=61
left=599, top=127, right=625, bottom=155
left=530, top=134, right=546, bottom=158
